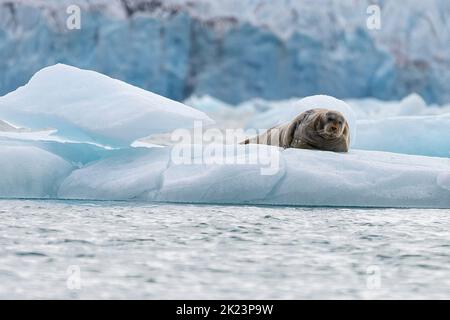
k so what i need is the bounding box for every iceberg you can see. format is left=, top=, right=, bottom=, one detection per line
left=0, top=64, right=214, bottom=147
left=58, top=145, right=450, bottom=208
left=346, top=94, right=450, bottom=119
left=0, top=65, right=447, bottom=208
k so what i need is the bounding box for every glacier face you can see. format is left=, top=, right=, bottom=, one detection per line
left=1, top=0, right=450, bottom=104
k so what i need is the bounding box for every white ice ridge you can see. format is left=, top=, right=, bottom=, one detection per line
left=0, top=64, right=214, bottom=146
left=58, top=145, right=450, bottom=208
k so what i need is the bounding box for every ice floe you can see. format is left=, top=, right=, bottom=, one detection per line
left=57, top=145, right=450, bottom=208
left=0, top=66, right=449, bottom=208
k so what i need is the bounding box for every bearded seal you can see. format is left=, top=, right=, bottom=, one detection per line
left=242, top=108, right=350, bottom=152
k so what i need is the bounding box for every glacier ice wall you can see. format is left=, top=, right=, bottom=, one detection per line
left=1, top=0, right=450, bottom=104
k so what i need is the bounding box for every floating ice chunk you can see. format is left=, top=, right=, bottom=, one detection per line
left=355, top=114, right=450, bottom=158
left=0, top=143, right=73, bottom=198
left=0, top=64, right=214, bottom=146
left=57, top=145, right=450, bottom=208
left=346, top=93, right=450, bottom=119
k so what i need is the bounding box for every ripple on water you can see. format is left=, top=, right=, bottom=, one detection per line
left=0, top=200, right=449, bottom=299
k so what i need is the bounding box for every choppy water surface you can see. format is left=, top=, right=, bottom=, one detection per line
left=0, top=200, right=449, bottom=299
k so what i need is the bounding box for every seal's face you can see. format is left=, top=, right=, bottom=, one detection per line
left=318, top=110, right=346, bottom=139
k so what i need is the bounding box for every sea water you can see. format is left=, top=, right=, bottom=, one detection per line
left=0, top=200, right=449, bottom=299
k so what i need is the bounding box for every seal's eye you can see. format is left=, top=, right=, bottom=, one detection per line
left=338, top=120, right=343, bottom=125
left=327, top=117, right=333, bottom=122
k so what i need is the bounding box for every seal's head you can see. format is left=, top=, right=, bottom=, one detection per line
left=279, top=108, right=350, bottom=152
left=316, top=110, right=347, bottom=139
